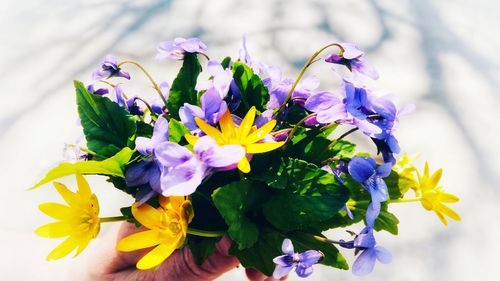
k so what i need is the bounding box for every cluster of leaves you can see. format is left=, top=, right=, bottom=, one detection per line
left=33, top=54, right=408, bottom=276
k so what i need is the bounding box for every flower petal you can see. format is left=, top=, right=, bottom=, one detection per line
left=238, top=106, right=256, bottom=140
left=244, top=120, right=277, bottom=145
left=38, top=203, right=72, bottom=221
left=352, top=248, right=377, bottom=276
left=35, top=222, right=72, bottom=238
left=131, top=203, right=162, bottom=230
left=299, top=250, right=323, bottom=267
left=273, top=265, right=294, bottom=280
left=116, top=230, right=161, bottom=252
left=202, top=144, right=245, bottom=168
left=136, top=239, right=180, bottom=270
left=218, top=109, right=236, bottom=137
left=46, top=236, right=79, bottom=261
left=184, top=134, right=199, bottom=145
left=348, top=157, right=376, bottom=183
left=245, top=142, right=285, bottom=154
left=375, top=246, right=392, bottom=264
left=296, top=264, right=314, bottom=278
left=281, top=238, right=294, bottom=255
left=160, top=162, right=205, bottom=196
left=155, top=142, right=193, bottom=168
left=195, top=117, right=224, bottom=143
left=237, top=157, right=251, bottom=173
left=53, top=182, right=78, bottom=207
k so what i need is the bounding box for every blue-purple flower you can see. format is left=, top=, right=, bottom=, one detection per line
left=125, top=158, right=161, bottom=204
left=326, top=43, right=379, bottom=80
left=348, top=156, right=391, bottom=226
left=339, top=227, right=392, bottom=276
left=154, top=136, right=245, bottom=196
left=179, top=88, right=228, bottom=131
left=135, top=116, right=170, bottom=156
left=156, top=37, right=207, bottom=60
left=92, top=54, right=130, bottom=81
left=273, top=239, right=323, bottom=279
left=196, top=60, right=233, bottom=98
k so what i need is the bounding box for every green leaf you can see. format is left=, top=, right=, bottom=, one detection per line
left=212, top=180, right=268, bottom=250
left=229, top=228, right=284, bottom=276
left=385, top=170, right=415, bottom=199
left=75, top=80, right=136, bottom=158
left=232, top=62, right=269, bottom=114
left=31, top=147, right=134, bottom=189
left=220, top=56, right=232, bottom=69
left=167, top=53, right=202, bottom=119
left=288, top=232, right=349, bottom=270
left=188, top=236, right=218, bottom=266
left=373, top=204, right=399, bottom=235
left=168, top=118, right=190, bottom=143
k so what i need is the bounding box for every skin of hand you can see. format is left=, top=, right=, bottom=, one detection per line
left=80, top=222, right=283, bottom=281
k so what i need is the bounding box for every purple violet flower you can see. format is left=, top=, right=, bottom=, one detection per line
left=135, top=116, right=170, bottom=156
left=156, top=37, right=207, bottom=60
left=179, top=88, right=228, bottom=131
left=272, top=239, right=323, bottom=279
left=154, top=136, right=245, bottom=196
left=238, top=34, right=268, bottom=75
left=325, top=43, right=379, bottom=80
left=339, top=227, right=392, bottom=276
left=196, top=60, right=233, bottom=98
left=125, top=158, right=161, bottom=205
left=348, top=156, right=391, bottom=227
left=87, top=84, right=109, bottom=95
left=92, top=54, right=130, bottom=81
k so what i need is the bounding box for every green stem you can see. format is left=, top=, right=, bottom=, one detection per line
left=347, top=197, right=423, bottom=208
left=118, top=60, right=168, bottom=106
left=187, top=228, right=225, bottom=238
left=284, top=114, right=313, bottom=145
left=100, top=216, right=126, bottom=223
left=328, top=127, right=359, bottom=149
left=275, top=43, right=343, bottom=119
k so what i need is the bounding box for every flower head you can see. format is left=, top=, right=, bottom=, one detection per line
left=35, top=174, right=100, bottom=260
left=325, top=43, right=379, bottom=80
left=156, top=37, right=207, bottom=60
left=116, top=196, right=194, bottom=270
left=92, top=54, right=130, bottom=81
left=179, top=88, right=228, bottom=131
left=273, top=239, right=323, bottom=279
left=135, top=116, right=170, bottom=156
left=196, top=60, right=233, bottom=98
left=155, top=136, right=245, bottom=196
left=394, top=152, right=419, bottom=189
left=186, top=107, right=285, bottom=173
left=416, top=162, right=461, bottom=225
left=339, top=227, right=392, bottom=276
left=348, top=156, right=391, bottom=227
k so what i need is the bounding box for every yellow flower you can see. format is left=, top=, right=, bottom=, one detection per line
left=416, top=162, right=461, bottom=226
left=394, top=152, right=419, bottom=191
left=116, top=196, right=194, bottom=270
left=35, top=174, right=100, bottom=260
left=186, top=106, right=285, bottom=173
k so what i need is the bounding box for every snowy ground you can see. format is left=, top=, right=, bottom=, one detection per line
left=1, top=0, right=499, bottom=280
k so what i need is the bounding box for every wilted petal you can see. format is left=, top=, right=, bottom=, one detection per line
left=352, top=248, right=377, bottom=276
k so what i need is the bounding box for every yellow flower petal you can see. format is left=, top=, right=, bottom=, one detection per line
left=76, top=174, right=91, bottom=199
left=184, top=134, right=199, bottom=146
left=436, top=203, right=461, bottom=222
left=74, top=234, right=93, bottom=257
left=136, top=239, right=180, bottom=270
left=195, top=117, right=224, bottom=143
left=116, top=230, right=161, bottom=252
left=429, top=168, right=442, bottom=188
left=219, top=110, right=236, bottom=138
left=35, top=222, right=73, bottom=238
left=160, top=196, right=186, bottom=211
left=434, top=210, right=448, bottom=226
left=238, top=157, right=251, bottom=173
left=46, top=236, right=79, bottom=261
left=244, top=120, right=277, bottom=145
left=38, top=203, right=73, bottom=221
left=53, top=182, right=78, bottom=207
left=238, top=106, right=256, bottom=141
left=439, top=192, right=460, bottom=203
left=245, top=141, right=285, bottom=154
left=132, top=203, right=163, bottom=230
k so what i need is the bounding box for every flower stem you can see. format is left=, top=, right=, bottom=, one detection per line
left=118, top=60, right=168, bottom=106
left=313, top=235, right=345, bottom=245
left=100, top=216, right=126, bottom=223
left=284, top=114, right=314, bottom=145
left=328, top=127, right=359, bottom=149
left=187, top=228, right=225, bottom=238
left=275, top=43, right=343, bottom=119
left=347, top=197, right=423, bottom=208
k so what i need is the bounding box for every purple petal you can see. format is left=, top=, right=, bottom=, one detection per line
left=179, top=104, right=205, bottom=131
left=273, top=255, right=293, bottom=267
left=155, top=142, right=193, bottom=167
left=135, top=137, right=154, bottom=156
left=352, top=248, right=377, bottom=276
left=135, top=186, right=157, bottom=206
left=298, top=75, right=320, bottom=91
left=316, top=104, right=347, bottom=124
left=354, top=227, right=376, bottom=249
left=348, top=157, right=376, bottom=183
left=159, top=161, right=205, bottom=196
left=151, top=116, right=170, bottom=146
left=125, top=161, right=152, bottom=186
left=351, top=59, right=379, bottom=80
left=195, top=137, right=245, bottom=168
left=281, top=238, right=294, bottom=255
left=366, top=201, right=381, bottom=227
left=273, top=265, right=294, bottom=280
left=355, top=119, right=382, bottom=135
left=339, top=43, right=364, bottom=59
left=386, top=135, right=400, bottom=154
left=298, top=250, right=322, bottom=267
left=376, top=163, right=393, bottom=178
left=305, top=91, right=342, bottom=112
left=295, top=265, right=314, bottom=278
left=375, top=246, right=392, bottom=264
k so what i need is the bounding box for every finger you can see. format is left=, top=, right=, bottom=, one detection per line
left=245, top=268, right=268, bottom=281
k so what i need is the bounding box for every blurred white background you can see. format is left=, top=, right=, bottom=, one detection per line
left=1, top=0, right=499, bottom=280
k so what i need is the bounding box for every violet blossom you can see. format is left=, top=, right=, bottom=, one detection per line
left=272, top=239, right=323, bottom=279
left=325, top=43, right=379, bottom=80
left=179, top=88, right=228, bottom=131
left=92, top=54, right=130, bottom=81
left=196, top=60, right=233, bottom=98
left=154, top=136, right=245, bottom=196
left=156, top=37, right=207, bottom=60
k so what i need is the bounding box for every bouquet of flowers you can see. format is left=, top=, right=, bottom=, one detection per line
left=32, top=37, right=460, bottom=278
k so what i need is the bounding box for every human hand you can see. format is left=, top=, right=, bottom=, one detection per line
left=82, top=222, right=283, bottom=281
